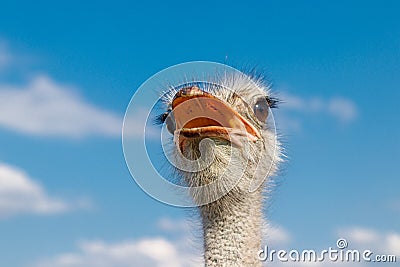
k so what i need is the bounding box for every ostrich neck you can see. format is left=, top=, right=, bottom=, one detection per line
left=200, top=189, right=263, bottom=266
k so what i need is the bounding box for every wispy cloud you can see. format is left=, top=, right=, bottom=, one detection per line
left=276, top=92, right=359, bottom=132
left=0, top=75, right=123, bottom=138
left=0, top=163, right=90, bottom=218
left=328, top=97, right=358, bottom=122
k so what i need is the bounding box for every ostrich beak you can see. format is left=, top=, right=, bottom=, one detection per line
left=171, top=86, right=260, bottom=147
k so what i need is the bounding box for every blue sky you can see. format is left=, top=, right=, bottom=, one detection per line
left=0, top=1, right=399, bottom=266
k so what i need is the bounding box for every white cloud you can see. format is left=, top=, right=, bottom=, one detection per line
left=33, top=217, right=202, bottom=267
left=0, top=37, right=125, bottom=138
left=328, top=97, right=358, bottom=122
left=0, top=75, right=123, bottom=138
left=281, top=92, right=358, bottom=121
left=0, top=163, right=88, bottom=218
left=276, top=92, right=358, bottom=132
left=340, top=227, right=379, bottom=243
left=33, top=237, right=202, bottom=267
left=0, top=37, right=156, bottom=140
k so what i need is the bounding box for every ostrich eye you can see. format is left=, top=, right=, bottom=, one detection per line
left=165, top=112, right=176, bottom=134
left=253, top=98, right=269, bottom=122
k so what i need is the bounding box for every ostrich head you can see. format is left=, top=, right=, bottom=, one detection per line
left=157, top=71, right=282, bottom=266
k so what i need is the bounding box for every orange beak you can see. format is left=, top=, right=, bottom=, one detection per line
left=171, top=86, right=260, bottom=148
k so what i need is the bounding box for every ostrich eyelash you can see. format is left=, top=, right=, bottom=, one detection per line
left=266, top=96, right=280, bottom=109
left=154, top=111, right=169, bottom=125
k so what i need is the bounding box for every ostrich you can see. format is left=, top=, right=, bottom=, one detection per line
left=157, top=71, right=282, bottom=266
